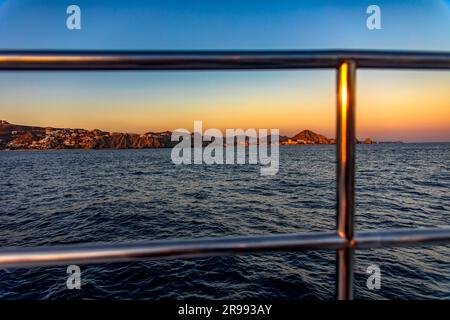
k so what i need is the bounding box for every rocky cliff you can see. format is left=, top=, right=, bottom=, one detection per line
left=0, top=121, right=175, bottom=150
left=0, top=121, right=376, bottom=150
left=282, top=129, right=376, bottom=145
left=282, top=130, right=335, bottom=145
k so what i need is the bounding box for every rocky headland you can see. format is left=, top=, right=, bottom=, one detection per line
left=0, top=120, right=376, bottom=150
left=0, top=121, right=175, bottom=150
left=280, top=129, right=376, bottom=145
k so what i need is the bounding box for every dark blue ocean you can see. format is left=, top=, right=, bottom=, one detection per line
left=0, top=143, right=448, bottom=299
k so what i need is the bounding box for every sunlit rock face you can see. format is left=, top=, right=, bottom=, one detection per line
left=282, top=130, right=334, bottom=145
left=0, top=121, right=375, bottom=150
left=0, top=121, right=174, bottom=150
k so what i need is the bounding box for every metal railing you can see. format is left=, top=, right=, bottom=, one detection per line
left=1, top=50, right=449, bottom=300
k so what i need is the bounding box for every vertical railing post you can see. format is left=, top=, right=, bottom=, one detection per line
left=336, top=60, right=356, bottom=300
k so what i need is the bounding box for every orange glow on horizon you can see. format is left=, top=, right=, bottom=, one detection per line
left=0, top=70, right=448, bottom=142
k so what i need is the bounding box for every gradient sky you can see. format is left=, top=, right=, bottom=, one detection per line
left=0, top=0, right=449, bottom=141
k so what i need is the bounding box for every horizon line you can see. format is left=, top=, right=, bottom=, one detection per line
left=1, top=119, right=449, bottom=144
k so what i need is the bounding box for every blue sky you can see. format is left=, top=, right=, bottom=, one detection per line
left=0, top=0, right=449, bottom=50
left=0, top=1, right=449, bottom=141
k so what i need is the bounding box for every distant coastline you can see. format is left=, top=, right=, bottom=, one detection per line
left=0, top=120, right=402, bottom=151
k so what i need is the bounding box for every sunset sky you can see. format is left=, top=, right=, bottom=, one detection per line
left=0, top=0, right=449, bottom=142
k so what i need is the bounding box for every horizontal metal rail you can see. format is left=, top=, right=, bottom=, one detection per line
left=356, top=228, right=450, bottom=248
left=0, top=50, right=450, bottom=70
left=0, top=228, right=448, bottom=269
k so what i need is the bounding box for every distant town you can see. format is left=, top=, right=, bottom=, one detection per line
left=0, top=120, right=388, bottom=151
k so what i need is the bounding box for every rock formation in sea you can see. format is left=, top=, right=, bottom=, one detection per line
left=281, top=129, right=335, bottom=145
left=281, top=130, right=380, bottom=145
